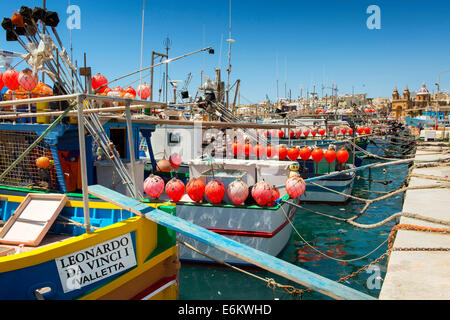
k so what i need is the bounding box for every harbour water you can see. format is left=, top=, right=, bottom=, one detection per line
left=179, top=144, right=409, bottom=300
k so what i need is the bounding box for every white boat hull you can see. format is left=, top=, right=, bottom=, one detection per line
left=176, top=199, right=297, bottom=265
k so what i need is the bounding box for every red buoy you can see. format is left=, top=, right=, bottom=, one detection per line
left=324, top=149, right=336, bottom=163
left=165, top=178, right=185, bottom=202
left=254, top=144, right=265, bottom=159
left=303, top=129, right=310, bottom=137
left=244, top=143, right=253, bottom=157
left=205, top=180, right=226, bottom=204
left=348, top=128, right=354, bottom=135
left=299, top=146, right=311, bottom=161
left=137, top=82, right=151, bottom=100
left=232, top=141, right=243, bottom=156
left=356, top=126, right=364, bottom=134
left=143, top=175, right=165, bottom=199
left=227, top=180, right=249, bottom=205
left=2, top=69, right=20, bottom=91
left=266, top=144, right=276, bottom=158
left=289, top=130, right=295, bottom=138
left=278, top=130, right=285, bottom=138
left=341, top=128, right=347, bottom=136
left=18, top=68, right=38, bottom=92
left=278, top=145, right=288, bottom=160
left=287, top=147, right=299, bottom=161
left=186, top=178, right=205, bottom=202
left=91, top=73, right=108, bottom=93
left=364, top=126, right=371, bottom=134
left=311, top=147, right=324, bottom=162
left=311, top=129, right=317, bottom=137
left=267, top=186, right=280, bottom=207
left=251, top=181, right=272, bottom=206
left=169, top=153, right=182, bottom=169
left=336, top=148, right=349, bottom=163
left=295, top=129, right=302, bottom=138
left=0, top=72, right=4, bottom=91
left=285, top=176, right=306, bottom=198
left=318, top=128, right=326, bottom=136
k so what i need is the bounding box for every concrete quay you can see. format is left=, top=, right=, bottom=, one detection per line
left=379, top=141, right=450, bottom=299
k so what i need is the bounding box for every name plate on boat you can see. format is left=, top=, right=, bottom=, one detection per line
left=55, top=233, right=137, bottom=293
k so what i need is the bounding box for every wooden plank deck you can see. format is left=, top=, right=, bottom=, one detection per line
left=88, top=184, right=375, bottom=300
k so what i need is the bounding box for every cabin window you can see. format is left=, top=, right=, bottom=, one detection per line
left=109, top=128, right=127, bottom=158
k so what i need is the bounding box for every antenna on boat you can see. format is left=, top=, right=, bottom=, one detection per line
left=163, top=36, right=171, bottom=104
left=139, top=0, right=146, bottom=86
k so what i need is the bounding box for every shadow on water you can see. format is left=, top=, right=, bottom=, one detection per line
left=179, top=145, right=408, bottom=300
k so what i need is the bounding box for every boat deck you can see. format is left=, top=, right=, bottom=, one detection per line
left=0, top=232, right=73, bottom=256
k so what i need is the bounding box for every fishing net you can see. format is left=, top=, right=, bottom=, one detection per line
left=0, top=130, right=57, bottom=190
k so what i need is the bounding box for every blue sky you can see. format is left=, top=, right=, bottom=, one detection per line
left=1, top=0, right=449, bottom=103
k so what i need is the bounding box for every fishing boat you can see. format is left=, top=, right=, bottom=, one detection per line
left=172, top=158, right=300, bottom=265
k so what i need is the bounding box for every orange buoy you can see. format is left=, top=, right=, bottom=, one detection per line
left=165, top=178, right=185, bottom=202
left=324, top=148, right=336, bottom=163
left=143, top=175, right=165, bottom=199
left=125, top=86, right=136, bottom=96
left=186, top=178, right=205, bottom=202
left=278, top=145, right=288, bottom=160
left=169, top=153, right=182, bottom=169
left=267, top=186, right=280, bottom=207
left=299, top=146, right=311, bottom=161
left=156, top=158, right=172, bottom=172
left=205, top=180, right=226, bottom=204
left=336, top=148, right=349, bottom=163
left=285, top=176, right=306, bottom=198
left=36, top=156, right=50, bottom=169
left=227, top=179, right=249, bottom=205
left=251, top=181, right=272, bottom=206
left=287, top=147, right=299, bottom=161
left=311, top=147, right=324, bottom=162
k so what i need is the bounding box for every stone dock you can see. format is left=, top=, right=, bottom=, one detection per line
left=379, top=141, right=450, bottom=299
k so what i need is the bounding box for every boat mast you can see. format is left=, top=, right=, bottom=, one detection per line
left=226, top=0, right=235, bottom=113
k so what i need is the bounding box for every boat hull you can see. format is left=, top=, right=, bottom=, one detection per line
left=176, top=198, right=297, bottom=265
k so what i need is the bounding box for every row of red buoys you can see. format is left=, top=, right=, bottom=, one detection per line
left=144, top=176, right=299, bottom=207
left=91, top=73, right=152, bottom=100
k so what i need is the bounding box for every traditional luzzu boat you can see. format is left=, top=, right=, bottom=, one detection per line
left=0, top=98, right=180, bottom=299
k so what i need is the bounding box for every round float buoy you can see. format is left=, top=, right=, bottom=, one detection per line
left=205, top=180, right=226, bottom=204
left=91, top=73, right=108, bottom=93
left=289, top=130, right=295, bottom=138
left=244, top=143, right=253, bottom=157
left=278, top=130, right=285, bottom=138
left=227, top=179, right=249, bottom=205
left=165, top=178, right=185, bottom=202
left=341, top=128, right=347, bottom=136
left=36, top=156, right=50, bottom=169
left=232, top=141, right=242, bottom=156
left=266, top=144, right=276, bottom=158
left=311, top=129, right=317, bottom=137
left=356, top=126, right=364, bottom=134
left=137, top=82, right=151, bottom=100
left=2, top=69, right=20, bottom=91
left=143, top=175, right=165, bottom=199
left=157, top=158, right=172, bottom=172
left=324, top=148, right=336, bottom=163
left=285, top=176, right=306, bottom=198
left=311, top=147, right=324, bottom=162
left=169, top=153, right=182, bottom=169
left=287, top=146, right=299, bottom=161
left=318, top=128, right=326, bottom=136
left=254, top=144, right=265, bottom=159
left=364, top=126, right=371, bottom=134
left=295, top=129, right=302, bottom=138
left=299, top=146, right=311, bottom=161
left=251, top=181, right=272, bottom=206
left=266, top=186, right=280, bottom=207
left=348, top=128, right=354, bottom=135
left=278, top=145, right=288, bottom=160
left=18, top=68, right=38, bottom=92
left=186, top=178, right=205, bottom=202
left=336, top=148, right=349, bottom=163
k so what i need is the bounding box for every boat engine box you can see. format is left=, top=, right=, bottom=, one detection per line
left=94, top=159, right=145, bottom=198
